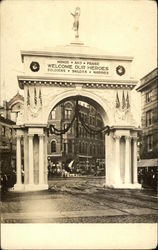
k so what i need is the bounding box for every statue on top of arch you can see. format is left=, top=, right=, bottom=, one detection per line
left=71, top=7, right=80, bottom=38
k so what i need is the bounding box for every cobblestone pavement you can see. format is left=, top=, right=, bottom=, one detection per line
left=1, top=177, right=158, bottom=223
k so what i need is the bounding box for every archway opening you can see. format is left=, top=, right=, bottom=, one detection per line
left=47, top=95, right=109, bottom=179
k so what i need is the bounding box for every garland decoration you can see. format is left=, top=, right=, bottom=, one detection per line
left=48, top=100, right=110, bottom=136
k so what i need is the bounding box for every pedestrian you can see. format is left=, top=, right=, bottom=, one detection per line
left=2, top=174, right=8, bottom=192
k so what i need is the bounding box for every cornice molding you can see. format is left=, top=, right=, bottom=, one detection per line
left=21, top=50, right=134, bottom=63
left=110, top=126, right=141, bottom=132
left=18, top=76, right=137, bottom=90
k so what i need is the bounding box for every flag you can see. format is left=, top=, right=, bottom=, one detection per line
left=116, top=92, right=120, bottom=108
left=27, top=88, right=30, bottom=106
left=34, top=87, right=37, bottom=105
left=126, top=92, right=130, bottom=109
left=122, top=91, right=126, bottom=109
left=39, top=88, right=42, bottom=106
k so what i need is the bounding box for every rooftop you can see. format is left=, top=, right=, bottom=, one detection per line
left=0, top=115, right=16, bottom=125
left=21, top=39, right=133, bottom=62
left=136, top=68, right=158, bottom=92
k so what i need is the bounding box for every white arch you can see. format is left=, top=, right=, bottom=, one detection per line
left=44, top=89, right=114, bottom=125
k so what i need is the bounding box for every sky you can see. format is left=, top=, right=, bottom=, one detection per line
left=0, top=0, right=157, bottom=108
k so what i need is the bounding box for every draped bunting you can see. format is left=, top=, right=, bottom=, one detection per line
left=48, top=101, right=110, bottom=136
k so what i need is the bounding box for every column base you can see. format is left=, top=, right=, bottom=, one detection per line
left=104, top=183, right=142, bottom=189
left=10, top=184, right=25, bottom=192
left=10, top=184, right=49, bottom=192
left=24, top=184, right=49, bottom=191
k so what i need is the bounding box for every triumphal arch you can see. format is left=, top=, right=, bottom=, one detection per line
left=13, top=38, right=141, bottom=191
left=13, top=9, right=141, bottom=191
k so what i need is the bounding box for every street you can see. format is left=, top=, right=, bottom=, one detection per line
left=1, top=177, right=158, bottom=223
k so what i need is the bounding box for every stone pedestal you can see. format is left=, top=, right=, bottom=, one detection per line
left=105, top=128, right=141, bottom=189
left=24, top=184, right=48, bottom=191
left=12, top=184, right=25, bottom=191
left=11, top=184, right=49, bottom=192
left=13, top=128, right=49, bottom=192
left=104, top=183, right=141, bottom=189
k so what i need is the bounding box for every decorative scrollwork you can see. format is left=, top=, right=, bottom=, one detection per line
left=28, top=106, right=42, bottom=118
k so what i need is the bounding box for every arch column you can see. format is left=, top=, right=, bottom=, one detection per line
left=133, top=137, right=138, bottom=184
left=39, top=134, right=45, bottom=184
left=24, top=134, right=28, bottom=184
left=125, top=136, right=131, bottom=184
left=16, top=135, right=22, bottom=185
left=114, top=136, right=121, bottom=185
left=13, top=130, right=25, bottom=191
left=28, top=134, right=34, bottom=185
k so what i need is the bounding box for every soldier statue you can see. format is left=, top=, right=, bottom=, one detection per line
left=71, top=7, right=80, bottom=38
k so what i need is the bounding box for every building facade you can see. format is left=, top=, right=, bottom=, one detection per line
left=47, top=101, right=105, bottom=176
left=0, top=115, right=16, bottom=176
left=0, top=92, right=24, bottom=176
left=137, top=68, right=158, bottom=168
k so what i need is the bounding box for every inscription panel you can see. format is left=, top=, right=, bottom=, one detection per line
left=45, top=58, right=111, bottom=76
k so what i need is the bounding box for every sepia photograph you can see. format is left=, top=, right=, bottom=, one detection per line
left=0, top=0, right=157, bottom=249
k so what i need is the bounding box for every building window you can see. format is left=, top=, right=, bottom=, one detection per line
left=146, top=110, right=152, bottom=127
left=78, top=127, right=81, bottom=136
left=93, top=145, right=95, bottom=155
left=82, top=128, right=84, bottom=137
left=2, top=126, right=5, bottom=136
left=85, top=130, right=87, bottom=138
left=64, top=109, right=72, bottom=119
left=85, top=143, right=87, bottom=154
left=83, top=143, right=85, bottom=153
left=97, top=145, right=100, bottom=155
left=79, top=142, right=81, bottom=154
left=9, top=128, right=12, bottom=137
left=64, top=143, right=67, bottom=153
left=51, top=109, right=56, bottom=119
left=90, top=116, right=92, bottom=124
left=83, top=129, right=85, bottom=137
left=147, top=135, right=153, bottom=151
left=51, top=140, right=56, bottom=153
left=68, top=140, right=72, bottom=153
left=84, top=114, right=87, bottom=123
left=64, top=123, right=72, bottom=134
left=90, top=144, right=92, bottom=155
left=100, top=145, right=102, bottom=155
left=92, top=117, right=95, bottom=126
left=146, top=91, right=152, bottom=103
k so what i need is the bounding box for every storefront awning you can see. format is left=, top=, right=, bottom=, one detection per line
left=138, top=158, right=158, bottom=167
left=48, top=154, right=62, bottom=157
left=78, top=155, right=93, bottom=159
